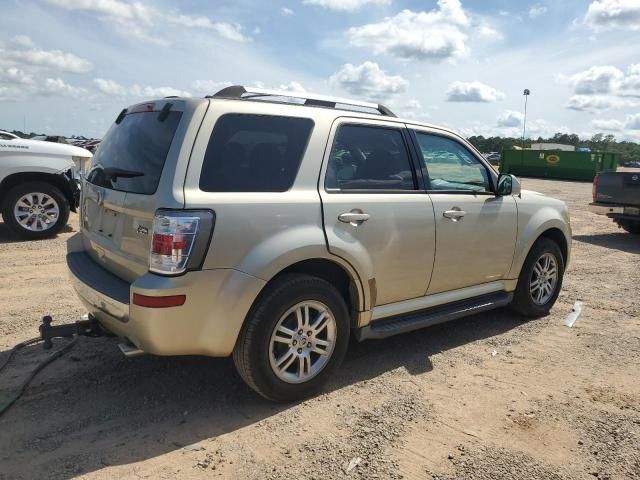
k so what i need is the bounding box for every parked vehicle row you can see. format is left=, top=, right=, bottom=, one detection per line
left=65, top=86, right=571, bottom=401
left=0, top=134, right=92, bottom=239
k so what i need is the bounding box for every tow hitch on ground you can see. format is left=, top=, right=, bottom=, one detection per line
left=0, top=314, right=107, bottom=417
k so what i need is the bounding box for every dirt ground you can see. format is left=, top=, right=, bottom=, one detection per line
left=1, top=177, right=639, bottom=480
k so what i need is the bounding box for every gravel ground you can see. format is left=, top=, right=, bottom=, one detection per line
left=0, top=177, right=639, bottom=480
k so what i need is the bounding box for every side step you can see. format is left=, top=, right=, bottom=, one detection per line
left=356, top=291, right=513, bottom=341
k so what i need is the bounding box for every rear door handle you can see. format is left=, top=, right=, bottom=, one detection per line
left=443, top=209, right=466, bottom=220
left=338, top=212, right=370, bottom=225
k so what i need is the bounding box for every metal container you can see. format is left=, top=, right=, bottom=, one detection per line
left=500, top=149, right=618, bottom=181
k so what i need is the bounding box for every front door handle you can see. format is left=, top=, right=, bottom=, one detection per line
left=443, top=209, right=466, bottom=220
left=338, top=212, right=370, bottom=225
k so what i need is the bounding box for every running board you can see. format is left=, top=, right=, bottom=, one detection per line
left=355, top=291, right=513, bottom=341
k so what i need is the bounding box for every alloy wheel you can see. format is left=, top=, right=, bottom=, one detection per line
left=268, top=300, right=337, bottom=384
left=13, top=192, right=60, bottom=232
left=529, top=252, right=558, bottom=305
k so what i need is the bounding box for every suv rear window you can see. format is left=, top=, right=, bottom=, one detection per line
left=199, top=114, right=314, bottom=192
left=87, top=110, right=182, bottom=194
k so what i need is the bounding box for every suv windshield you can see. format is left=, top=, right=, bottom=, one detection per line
left=87, top=110, right=182, bottom=194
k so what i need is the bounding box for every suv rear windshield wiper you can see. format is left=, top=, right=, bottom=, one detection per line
left=102, top=167, right=145, bottom=180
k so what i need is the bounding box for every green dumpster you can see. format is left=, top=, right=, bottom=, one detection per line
left=500, top=149, right=618, bottom=181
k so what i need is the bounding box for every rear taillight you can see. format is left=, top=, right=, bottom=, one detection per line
left=592, top=174, right=599, bottom=201
left=149, top=210, right=215, bottom=275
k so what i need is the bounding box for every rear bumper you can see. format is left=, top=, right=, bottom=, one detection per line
left=589, top=202, right=624, bottom=215
left=66, top=234, right=266, bottom=357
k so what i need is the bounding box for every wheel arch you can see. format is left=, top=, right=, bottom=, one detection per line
left=249, top=257, right=365, bottom=329
left=538, top=227, right=568, bottom=267
left=0, top=172, right=76, bottom=212
left=508, top=211, right=571, bottom=281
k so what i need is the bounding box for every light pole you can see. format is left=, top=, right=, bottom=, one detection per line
left=522, top=88, right=530, bottom=149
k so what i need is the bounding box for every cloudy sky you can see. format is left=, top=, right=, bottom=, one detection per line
left=1, top=0, right=639, bottom=140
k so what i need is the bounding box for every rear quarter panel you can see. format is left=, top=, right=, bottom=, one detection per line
left=182, top=100, right=368, bottom=310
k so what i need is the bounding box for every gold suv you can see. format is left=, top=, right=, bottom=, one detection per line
left=67, top=86, right=571, bottom=401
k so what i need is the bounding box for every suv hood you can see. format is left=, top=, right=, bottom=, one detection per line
left=5, top=138, right=92, bottom=158
left=0, top=138, right=92, bottom=177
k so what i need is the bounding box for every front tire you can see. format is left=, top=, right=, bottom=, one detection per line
left=232, top=274, right=350, bottom=402
left=1, top=182, right=70, bottom=240
left=511, top=238, right=564, bottom=317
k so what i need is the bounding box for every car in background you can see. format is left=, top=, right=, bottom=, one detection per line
left=0, top=135, right=92, bottom=239
left=0, top=130, right=20, bottom=140
left=483, top=152, right=501, bottom=166
left=590, top=171, right=640, bottom=234
left=31, top=135, right=70, bottom=144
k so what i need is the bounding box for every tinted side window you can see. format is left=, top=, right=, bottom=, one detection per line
left=199, top=114, right=313, bottom=192
left=326, top=125, right=416, bottom=191
left=414, top=132, right=490, bottom=192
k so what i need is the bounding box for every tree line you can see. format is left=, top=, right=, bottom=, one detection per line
left=467, top=133, right=640, bottom=164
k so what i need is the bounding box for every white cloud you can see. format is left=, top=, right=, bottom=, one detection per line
left=497, top=110, right=524, bottom=127
left=281, top=7, right=295, bottom=16
left=568, top=65, right=623, bottom=94
left=347, top=2, right=470, bottom=62
left=528, top=4, right=547, bottom=19
left=278, top=81, right=307, bottom=92
left=329, top=61, right=408, bottom=100
left=167, top=16, right=251, bottom=42
left=10, top=35, right=34, bottom=48
left=592, top=119, right=625, bottom=130
left=191, top=80, right=232, bottom=94
left=446, top=81, right=505, bottom=102
left=92, top=78, right=191, bottom=98
left=593, top=114, right=640, bottom=131
left=303, top=0, right=390, bottom=12
left=93, top=78, right=127, bottom=95
left=132, top=85, right=192, bottom=98
left=620, top=64, right=640, bottom=96
left=584, top=0, right=640, bottom=31
left=478, top=24, right=503, bottom=40
left=1, top=67, right=34, bottom=86
left=626, top=113, right=640, bottom=129
left=0, top=40, right=91, bottom=73
left=46, top=0, right=252, bottom=43
left=565, top=95, right=620, bottom=111
left=41, top=78, right=87, bottom=98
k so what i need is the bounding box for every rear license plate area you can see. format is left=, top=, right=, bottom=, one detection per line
left=98, top=208, right=119, bottom=237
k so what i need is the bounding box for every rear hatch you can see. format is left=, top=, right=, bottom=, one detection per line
left=596, top=172, right=640, bottom=207
left=81, top=99, right=205, bottom=282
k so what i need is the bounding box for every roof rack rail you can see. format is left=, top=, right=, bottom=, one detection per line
left=209, top=85, right=396, bottom=117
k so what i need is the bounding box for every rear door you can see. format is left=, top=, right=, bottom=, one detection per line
left=320, top=119, right=436, bottom=307
left=81, top=99, right=202, bottom=281
left=410, top=128, right=518, bottom=294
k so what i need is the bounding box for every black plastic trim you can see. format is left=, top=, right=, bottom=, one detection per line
left=67, top=252, right=130, bottom=305
left=356, top=291, right=513, bottom=341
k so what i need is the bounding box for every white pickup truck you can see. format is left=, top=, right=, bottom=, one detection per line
left=0, top=132, right=92, bottom=239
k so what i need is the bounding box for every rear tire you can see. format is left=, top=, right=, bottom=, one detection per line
left=511, top=238, right=564, bottom=317
left=616, top=219, right=640, bottom=234
left=232, top=274, right=350, bottom=402
left=1, top=182, right=70, bottom=240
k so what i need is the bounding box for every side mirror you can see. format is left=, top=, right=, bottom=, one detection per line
left=497, top=173, right=521, bottom=197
